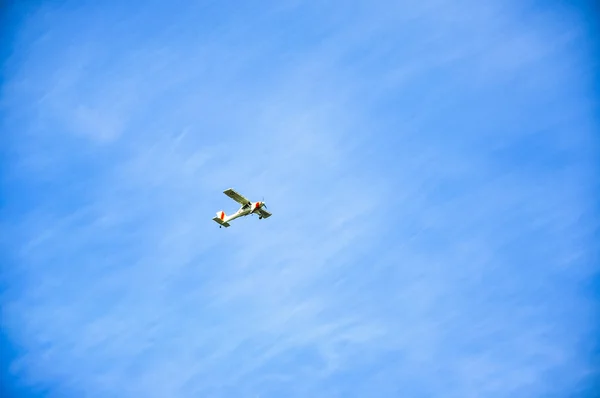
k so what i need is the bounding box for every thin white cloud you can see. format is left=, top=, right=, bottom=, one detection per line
left=2, top=0, right=597, bottom=397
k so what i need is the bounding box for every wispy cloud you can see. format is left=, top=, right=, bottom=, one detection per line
left=2, top=1, right=598, bottom=397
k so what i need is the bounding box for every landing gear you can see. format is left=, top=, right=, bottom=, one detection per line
left=219, top=226, right=222, bottom=228
left=259, top=216, right=263, bottom=220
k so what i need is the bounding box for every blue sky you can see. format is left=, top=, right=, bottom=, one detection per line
left=1, top=0, right=598, bottom=397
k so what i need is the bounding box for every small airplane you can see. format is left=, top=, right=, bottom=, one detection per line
left=212, top=188, right=272, bottom=228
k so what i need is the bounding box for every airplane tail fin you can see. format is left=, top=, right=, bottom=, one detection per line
left=212, top=211, right=230, bottom=228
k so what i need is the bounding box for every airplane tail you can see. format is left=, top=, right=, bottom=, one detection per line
left=212, top=211, right=230, bottom=228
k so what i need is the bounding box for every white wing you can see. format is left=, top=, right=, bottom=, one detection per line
left=258, top=208, right=272, bottom=218
left=223, top=188, right=251, bottom=205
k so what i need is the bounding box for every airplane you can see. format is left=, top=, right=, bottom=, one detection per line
left=212, top=188, right=272, bottom=228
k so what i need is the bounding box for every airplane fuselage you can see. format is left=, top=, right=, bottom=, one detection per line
left=216, top=201, right=266, bottom=225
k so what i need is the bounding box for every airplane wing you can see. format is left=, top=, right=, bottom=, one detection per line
left=223, top=188, right=251, bottom=205
left=258, top=208, right=272, bottom=219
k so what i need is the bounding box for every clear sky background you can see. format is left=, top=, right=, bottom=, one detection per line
left=1, top=1, right=598, bottom=397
